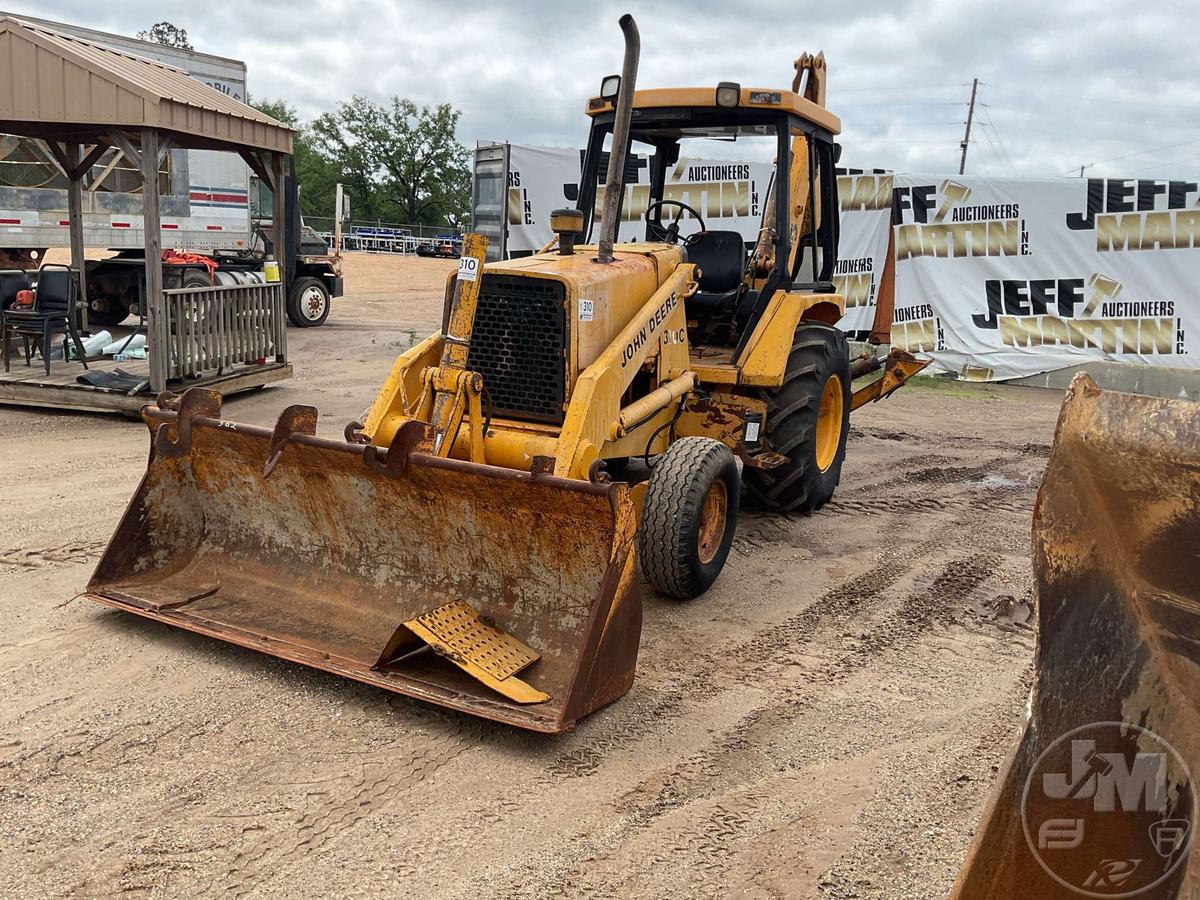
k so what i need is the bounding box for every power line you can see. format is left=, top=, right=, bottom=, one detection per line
left=979, top=107, right=1017, bottom=175
left=980, top=108, right=1017, bottom=174
left=986, top=105, right=1200, bottom=132
left=970, top=138, right=994, bottom=175
left=978, top=120, right=1015, bottom=176
left=1114, top=153, right=1200, bottom=174
left=1066, top=138, right=1200, bottom=175
left=986, top=85, right=1200, bottom=113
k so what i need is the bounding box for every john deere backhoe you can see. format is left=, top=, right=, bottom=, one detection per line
left=85, top=15, right=923, bottom=732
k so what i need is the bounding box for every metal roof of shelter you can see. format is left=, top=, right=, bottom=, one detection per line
left=0, top=15, right=292, bottom=154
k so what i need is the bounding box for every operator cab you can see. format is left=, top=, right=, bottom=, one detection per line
left=578, top=84, right=841, bottom=353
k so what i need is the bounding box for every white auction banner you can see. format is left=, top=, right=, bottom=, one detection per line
left=506, top=145, right=583, bottom=254
left=834, top=170, right=893, bottom=335
left=890, top=174, right=1200, bottom=379
left=505, top=144, right=774, bottom=253
left=500, top=144, right=890, bottom=336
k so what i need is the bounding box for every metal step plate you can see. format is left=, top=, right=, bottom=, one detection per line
left=404, top=601, right=550, bottom=704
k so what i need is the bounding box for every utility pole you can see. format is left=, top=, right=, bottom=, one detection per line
left=958, top=78, right=979, bottom=175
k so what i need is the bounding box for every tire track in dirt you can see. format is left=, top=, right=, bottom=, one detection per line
left=825, top=494, right=1031, bottom=517
left=0, top=540, right=106, bottom=568
left=532, top=428, right=1034, bottom=794
left=816, top=670, right=1034, bottom=899
left=492, top=549, right=1010, bottom=898
left=223, top=720, right=486, bottom=896
left=544, top=687, right=686, bottom=780
left=541, top=542, right=941, bottom=790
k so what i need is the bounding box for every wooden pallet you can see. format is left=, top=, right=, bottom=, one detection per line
left=0, top=354, right=292, bottom=414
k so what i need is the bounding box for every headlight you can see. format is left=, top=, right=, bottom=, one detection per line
left=600, top=75, right=621, bottom=101
left=715, top=82, right=741, bottom=107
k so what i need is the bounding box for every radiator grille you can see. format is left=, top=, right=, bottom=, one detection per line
left=467, top=275, right=566, bottom=424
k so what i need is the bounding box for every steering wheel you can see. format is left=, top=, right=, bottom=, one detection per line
left=645, top=199, right=707, bottom=246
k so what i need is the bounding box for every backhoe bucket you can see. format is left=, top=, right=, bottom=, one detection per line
left=85, top=390, right=641, bottom=733
left=953, top=374, right=1200, bottom=898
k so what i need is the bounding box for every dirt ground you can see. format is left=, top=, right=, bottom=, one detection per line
left=0, top=253, right=1063, bottom=898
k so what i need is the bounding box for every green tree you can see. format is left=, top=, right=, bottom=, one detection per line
left=308, top=95, right=470, bottom=227
left=251, top=98, right=338, bottom=219
left=373, top=98, right=471, bottom=226
left=245, top=95, right=471, bottom=229
left=308, top=97, right=389, bottom=223
left=137, top=22, right=193, bottom=50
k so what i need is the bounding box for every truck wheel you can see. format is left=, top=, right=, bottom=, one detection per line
left=639, top=437, right=740, bottom=599
left=182, top=269, right=212, bottom=289
left=744, top=321, right=851, bottom=513
left=87, top=301, right=130, bottom=327
left=287, top=276, right=330, bottom=327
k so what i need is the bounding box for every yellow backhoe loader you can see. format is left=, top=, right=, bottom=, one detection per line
left=85, top=15, right=925, bottom=732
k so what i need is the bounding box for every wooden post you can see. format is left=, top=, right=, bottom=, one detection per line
left=140, top=128, right=166, bottom=391
left=270, top=152, right=288, bottom=364
left=64, top=143, right=89, bottom=332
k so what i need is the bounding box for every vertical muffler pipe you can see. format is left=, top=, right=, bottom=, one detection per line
left=597, top=14, right=639, bottom=264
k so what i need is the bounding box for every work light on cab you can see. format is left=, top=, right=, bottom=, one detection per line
left=715, top=81, right=741, bottom=107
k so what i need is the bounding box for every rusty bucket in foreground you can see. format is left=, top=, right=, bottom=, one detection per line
left=86, top=390, right=641, bottom=733
left=953, top=374, right=1200, bottom=898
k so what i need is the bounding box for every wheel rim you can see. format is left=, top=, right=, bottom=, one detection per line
left=696, top=480, right=728, bottom=565
left=300, top=286, right=327, bottom=321
left=815, top=374, right=844, bottom=473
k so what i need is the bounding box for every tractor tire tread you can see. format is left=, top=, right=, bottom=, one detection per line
left=743, top=321, right=851, bottom=514
left=639, top=437, right=739, bottom=599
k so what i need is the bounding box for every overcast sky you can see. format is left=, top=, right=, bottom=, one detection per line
left=9, top=0, right=1200, bottom=179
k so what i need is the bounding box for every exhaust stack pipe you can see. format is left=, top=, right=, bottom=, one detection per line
left=597, top=14, right=639, bottom=264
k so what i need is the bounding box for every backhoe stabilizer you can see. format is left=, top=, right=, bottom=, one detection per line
left=85, top=389, right=642, bottom=733
left=850, top=348, right=930, bottom=411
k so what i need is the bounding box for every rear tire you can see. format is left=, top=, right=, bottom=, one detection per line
left=639, top=437, right=740, bottom=599
left=743, top=321, right=851, bottom=513
left=287, top=276, right=330, bottom=327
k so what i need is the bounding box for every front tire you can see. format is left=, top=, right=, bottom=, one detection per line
left=287, top=276, right=330, bottom=327
left=639, top=437, right=740, bottom=599
left=743, top=321, right=851, bottom=513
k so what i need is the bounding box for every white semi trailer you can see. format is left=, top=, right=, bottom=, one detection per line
left=0, top=12, right=342, bottom=326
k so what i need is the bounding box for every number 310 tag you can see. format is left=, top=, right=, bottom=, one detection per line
left=458, top=256, right=479, bottom=282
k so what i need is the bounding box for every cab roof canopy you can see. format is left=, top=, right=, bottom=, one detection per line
left=0, top=15, right=292, bottom=154
left=586, top=86, right=841, bottom=136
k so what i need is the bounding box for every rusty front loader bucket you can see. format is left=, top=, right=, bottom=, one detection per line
left=953, top=374, right=1200, bottom=898
left=85, top=390, right=641, bottom=733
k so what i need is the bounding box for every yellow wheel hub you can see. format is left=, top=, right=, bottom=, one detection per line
left=696, top=480, right=728, bottom=565
left=815, top=374, right=844, bottom=473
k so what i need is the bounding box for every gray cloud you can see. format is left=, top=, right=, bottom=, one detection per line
left=7, top=0, right=1199, bottom=178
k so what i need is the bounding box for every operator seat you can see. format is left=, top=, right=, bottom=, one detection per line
left=685, top=230, right=747, bottom=316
